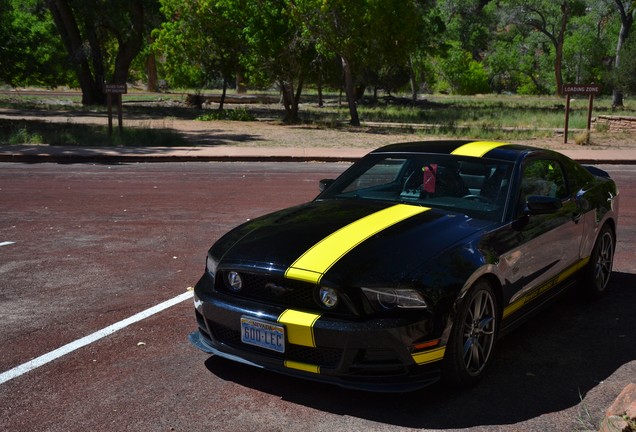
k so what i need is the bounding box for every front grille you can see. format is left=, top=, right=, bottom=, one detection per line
left=211, top=322, right=342, bottom=368
left=216, top=270, right=353, bottom=315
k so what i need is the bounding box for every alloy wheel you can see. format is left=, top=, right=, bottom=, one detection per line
left=461, top=289, right=496, bottom=376
left=593, top=230, right=614, bottom=292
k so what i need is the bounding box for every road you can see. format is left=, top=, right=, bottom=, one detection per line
left=1, top=162, right=634, bottom=432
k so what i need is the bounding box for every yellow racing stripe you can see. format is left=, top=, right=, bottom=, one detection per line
left=284, top=360, right=320, bottom=374
left=451, top=141, right=508, bottom=157
left=285, top=204, right=429, bottom=284
left=411, top=347, right=446, bottom=365
left=278, top=309, right=321, bottom=347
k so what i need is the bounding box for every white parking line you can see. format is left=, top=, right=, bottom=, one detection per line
left=0, top=291, right=194, bottom=385
left=0, top=241, right=15, bottom=247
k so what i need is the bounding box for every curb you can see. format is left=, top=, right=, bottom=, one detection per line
left=0, top=153, right=362, bottom=164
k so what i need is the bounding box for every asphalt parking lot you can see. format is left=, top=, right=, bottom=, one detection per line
left=1, top=161, right=634, bottom=432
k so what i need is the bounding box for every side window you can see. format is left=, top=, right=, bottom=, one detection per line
left=520, top=159, right=568, bottom=202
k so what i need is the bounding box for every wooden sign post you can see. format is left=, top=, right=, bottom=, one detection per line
left=562, top=84, right=601, bottom=144
left=104, top=84, right=127, bottom=136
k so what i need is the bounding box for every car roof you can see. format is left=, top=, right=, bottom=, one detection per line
left=370, top=140, right=559, bottom=163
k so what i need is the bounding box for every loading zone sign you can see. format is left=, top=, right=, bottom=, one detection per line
left=104, top=84, right=127, bottom=135
left=562, top=84, right=601, bottom=95
left=562, top=84, right=601, bottom=143
left=104, top=84, right=128, bottom=94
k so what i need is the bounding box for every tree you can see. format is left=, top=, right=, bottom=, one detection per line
left=611, top=0, right=635, bottom=107
left=221, top=0, right=315, bottom=123
left=498, top=0, right=587, bottom=96
left=0, top=0, right=73, bottom=87
left=406, top=3, right=448, bottom=101
left=153, top=0, right=243, bottom=109
left=291, top=0, right=425, bottom=126
left=440, top=0, right=495, bottom=61
left=46, top=0, right=159, bottom=105
left=486, top=29, right=553, bottom=94
left=562, top=3, right=614, bottom=86
left=615, top=33, right=636, bottom=92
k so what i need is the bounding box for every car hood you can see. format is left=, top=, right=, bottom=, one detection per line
left=211, top=199, right=489, bottom=286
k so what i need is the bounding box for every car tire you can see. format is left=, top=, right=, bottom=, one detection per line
left=443, top=280, right=498, bottom=388
left=582, top=223, right=615, bottom=298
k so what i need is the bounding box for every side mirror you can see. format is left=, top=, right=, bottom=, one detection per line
left=319, top=179, right=335, bottom=192
left=524, top=195, right=562, bottom=215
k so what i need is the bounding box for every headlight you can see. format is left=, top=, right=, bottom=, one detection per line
left=206, top=253, right=218, bottom=277
left=361, top=287, right=428, bottom=310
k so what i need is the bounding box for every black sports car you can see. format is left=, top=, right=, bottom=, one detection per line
left=190, top=140, right=619, bottom=392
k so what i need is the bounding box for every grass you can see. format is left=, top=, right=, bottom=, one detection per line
left=0, top=119, right=189, bottom=147
left=312, top=94, right=627, bottom=129
left=1, top=89, right=634, bottom=146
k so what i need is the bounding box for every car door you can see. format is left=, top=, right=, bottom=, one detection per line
left=498, top=157, right=585, bottom=319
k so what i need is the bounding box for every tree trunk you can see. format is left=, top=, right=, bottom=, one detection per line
left=112, top=1, right=144, bottom=85
left=146, top=53, right=158, bottom=92
left=554, top=2, right=568, bottom=97
left=612, top=0, right=634, bottom=108
left=294, top=75, right=304, bottom=114
left=341, top=56, right=360, bottom=126
left=146, top=36, right=159, bottom=92
left=409, top=58, right=418, bottom=103
left=280, top=80, right=298, bottom=123
left=47, top=0, right=105, bottom=105
left=317, top=73, right=324, bottom=107
left=236, top=71, right=247, bottom=94
left=219, top=77, right=228, bottom=111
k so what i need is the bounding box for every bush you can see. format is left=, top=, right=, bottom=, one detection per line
left=196, top=108, right=255, bottom=122
left=436, top=46, right=490, bottom=95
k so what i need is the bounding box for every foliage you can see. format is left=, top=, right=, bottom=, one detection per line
left=223, top=0, right=316, bottom=122
left=195, top=109, right=255, bottom=122
left=0, top=0, right=74, bottom=87
left=486, top=28, right=555, bottom=94
left=291, top=0, right=428, bottom=125
left=153, top=0, right=242, bottom=91
left=615, top=35, right=636, bottom=92
left=563, top=3, right=617, bottom=87
left=435, top=44, right=490, bottom=95
left=2, top=0, right=636, bottom=117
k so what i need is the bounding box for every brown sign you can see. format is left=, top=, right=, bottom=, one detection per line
left=562, top=84, right=601, bottom=95
left=104, top=84, right=128, bottom=94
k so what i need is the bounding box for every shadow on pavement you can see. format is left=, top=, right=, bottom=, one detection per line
left=205, top=271, right=636, bottom=429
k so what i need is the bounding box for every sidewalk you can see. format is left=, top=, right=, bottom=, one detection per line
left=0, top=144, right=366, bottom=163
left=0, top=144, right=634, bottom=164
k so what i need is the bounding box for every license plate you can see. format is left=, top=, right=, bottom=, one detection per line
left=240, top=316, right=285, bottom=353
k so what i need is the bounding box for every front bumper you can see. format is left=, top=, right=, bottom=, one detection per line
left=191, top=275, right=446, bottom=392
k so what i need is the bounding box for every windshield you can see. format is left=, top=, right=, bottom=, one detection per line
left=319, top=153, right=514, bottom=222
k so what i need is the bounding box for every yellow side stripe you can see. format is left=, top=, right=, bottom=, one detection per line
left=411, top=347, right=446, bottom=365
left=284, top=360, right=320, bottom=374
left=503, top=257, right=590, bottom=318
left=451, top=141, right=508, bottom=157
left=278, top=309, right=321, bottom=347
left=285, top=204, right=429, bottom=284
